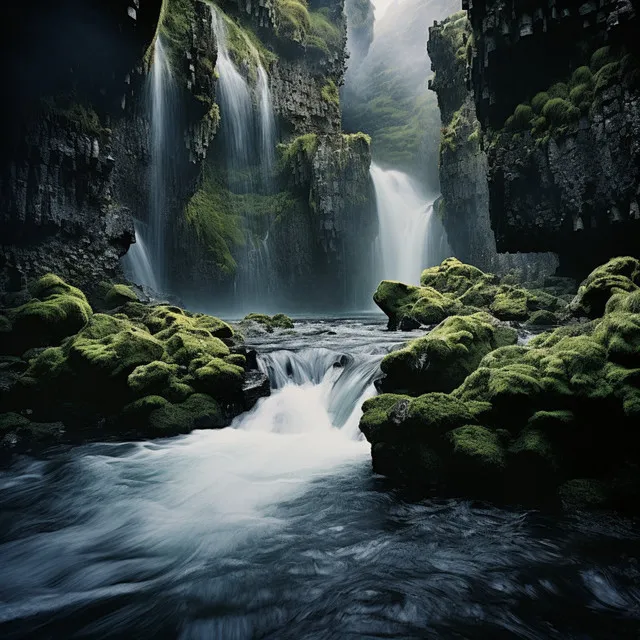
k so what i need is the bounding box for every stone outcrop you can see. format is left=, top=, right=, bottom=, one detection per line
left=428, top=11, right=558, bottom=279
left=463, top=0, right=640, bottom=277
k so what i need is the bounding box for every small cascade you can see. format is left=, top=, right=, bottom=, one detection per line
left=122, top=228, right=160, bottom=292
left=256, top=347, right=382, bottom=435
left=209, top=5, right=279, bottom=311
left=370, top=163, right=450, bottom=284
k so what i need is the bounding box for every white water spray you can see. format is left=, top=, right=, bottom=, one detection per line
left=370, top=163, right=450, bottom=284
left=122, top=228, right=159, bottom=291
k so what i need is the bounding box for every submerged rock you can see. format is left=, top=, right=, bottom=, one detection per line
left=361, top=257, right=640, bottom=511
left=239, top=313, right=295, bottom=333
left=0, top=274, right=271, bottom=457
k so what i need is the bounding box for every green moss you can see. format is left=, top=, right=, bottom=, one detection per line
left=526, top=310, right=558, bottom=326
left=158, top=0, right=196, bottom=72
left=531, top=92, right=550, bottom=113
left=380, top=313, right=517, bottom=395
left=420, top=258, right=487, bottom=295
left=279, top=133, right=319, bottom=166
left=321, top=79, right=340, bottom=105
left=407, top=393, right=475, bottom=434
left=192, top=357, right=244, bottom=397
left=148, top=393, right=225, bottom=433
left=595, top=311, right=640, bottom=366
left=68, top=321, right=165, bottom=380
left=449, top=425, right=506, bottom=468
left=274, top=0, right=311, bottom=43
left=41, top=95, right=104, bottom=137
left=127, top=361, right=179, bottom=397
left=490, top=287, right=529, bottom=321
left=570, top=66, right=593, bottom=87
left=590, top=46, right=613, bottom=72
left=571, top=257, right=640, bottom=318
left=25, top=346, right=68, bottom=381
left=508, top=428, right=556, bottom=470
left=506, top=104, right=534, bottom=131
left=10, top=276, right=93, bottom=351
left=105, top=284, right=138, bottom=308
left=166, top=330, right=230, bottom=366
left=548, top=82, right=569, bottom=99
left=242, top=313, right=294, bottom=332
left=308, top=8, right=343, bottom=55
left=559, top=478, right=609, bottom=509
left=594, top=61, right=621, bottom=92
left=122, top=395, right=170, bottom=421
left=542, top=98, right=580, bottom=127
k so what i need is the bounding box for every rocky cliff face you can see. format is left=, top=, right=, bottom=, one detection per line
left=428, top=12, right=558, bottom=280
left=0, top=0, right=163, bottom=293
left=464, top=0, right=640, bottom=277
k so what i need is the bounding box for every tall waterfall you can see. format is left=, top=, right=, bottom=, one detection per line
left=209, top=5, right=278, bottom=311
left=123, top=36, right=176, bottom=292
left=370, top=163, right=450, bottom=284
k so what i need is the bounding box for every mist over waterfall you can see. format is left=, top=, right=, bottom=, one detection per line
left=371, top=163, right=450, bottom=284
left=123, top=36, right=178, bottom=292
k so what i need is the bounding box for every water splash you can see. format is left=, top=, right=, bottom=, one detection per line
left=122, top=228, right=159, bottom=291
left=370, top=162, right=451, bottom=284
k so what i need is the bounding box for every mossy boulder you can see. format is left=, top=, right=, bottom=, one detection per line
left=165, top=331, right=230, bottom=366
left=0, top=411, right=65, bottom=458
left=192, top=358, right=244, bottom=398
left=527, top=310, right=558, bottom=326
left=127, top=361, right=180, bottom=397
left=240, top=313, right=295, bottom=332
left=373, top=259, right=561, bottom=330
left=373, top=281, right=462, bottom=330
left=8, top=274, right=93, bottom=352
left=570, top=257, right=640, bottom=318
left=147, top=393, right=227, bottom=434
left=420, top=258, right=489, bottom=296
left=380, top=313, right=517, bottom=395
left=104, top=284, right=139, bottom=308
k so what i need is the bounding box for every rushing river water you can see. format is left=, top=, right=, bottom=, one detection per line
left=1, top=318, right=640, bottom=639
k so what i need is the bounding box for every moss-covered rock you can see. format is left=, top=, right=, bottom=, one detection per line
left=373, top=281, right=462, bottom=330
left=526, top=310, right=558, bottom=326
left=420, top=258, right=489, bottom=295
left=570, top=257, right=640, bottom=318
left=165, top=331, right=230, bottom=366
left=373, top=259, right=561, bottom=330
left=240, top=313, right=295, bottom=332
left=8, top=274, right=93, bottom=352
left=380, top=313, right=517, bottom=395
left=104, top=284, right=139, bottom=308
left=192, top=358, right=244, bottom=398
left=558, top=478, right=609, bottom=509
left=147, top=393, right=227, bottom=434
left=127, top=361, right=180, bottom=397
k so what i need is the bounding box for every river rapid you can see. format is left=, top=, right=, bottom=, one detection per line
left=1, top=317, right=639, bottom=639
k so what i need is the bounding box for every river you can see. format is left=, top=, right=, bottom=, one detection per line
left=1, top=318, right=639, bottom=638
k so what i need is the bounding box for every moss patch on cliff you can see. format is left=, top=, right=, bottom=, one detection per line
left=321, top=79, right=340, bottom=105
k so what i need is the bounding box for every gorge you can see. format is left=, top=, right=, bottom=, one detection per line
left=1, top=0, right=640, bottom=637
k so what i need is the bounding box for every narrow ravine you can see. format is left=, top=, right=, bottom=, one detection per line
left=1, top=318, right=640, bottom=638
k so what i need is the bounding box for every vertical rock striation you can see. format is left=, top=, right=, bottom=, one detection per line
left=463, top=0, right=640, bottom=277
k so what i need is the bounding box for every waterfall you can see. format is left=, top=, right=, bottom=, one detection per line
left=209, top=5, right=278, bottom=311
left=121, top=36, right=176, bottom=293
left=370, top=163, right=451, bottom=284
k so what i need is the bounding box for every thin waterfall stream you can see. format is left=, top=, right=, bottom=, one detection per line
left=123, top=36, right=177, bottom=292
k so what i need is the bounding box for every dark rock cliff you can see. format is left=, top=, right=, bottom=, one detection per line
left=428, top=12, right=557, bottom=280
left=0, top=0, right=163, bottom=293
left=463, top=0, right=640, bottom=277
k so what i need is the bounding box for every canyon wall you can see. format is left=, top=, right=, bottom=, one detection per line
left=428, top=12, right=558, bottom=280
left=463, top=0, right=640, bottom=277
left=0, top=0, right=163, bottom=293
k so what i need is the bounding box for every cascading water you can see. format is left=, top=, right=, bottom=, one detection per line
left=371, top=162, right=451, bottom=284
left=122, top=228, right=159, bottom=292
left=122, top=36, right=177, bottom=292
left=209, top=5, right=279, bottom=311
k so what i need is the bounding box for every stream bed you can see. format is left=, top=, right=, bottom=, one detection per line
left=1, top=317, right=639, bottom=639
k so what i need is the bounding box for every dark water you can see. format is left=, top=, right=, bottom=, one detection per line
left=1, top=319, right=639, bottom=639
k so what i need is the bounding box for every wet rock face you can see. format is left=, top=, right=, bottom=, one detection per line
left=462, top=0, right=640, bottom=276
left=487, top=91, right=640, bottom=276
left=428, top=13, right=558, bottom=279
left=0, top=0, right=163, bottom=292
